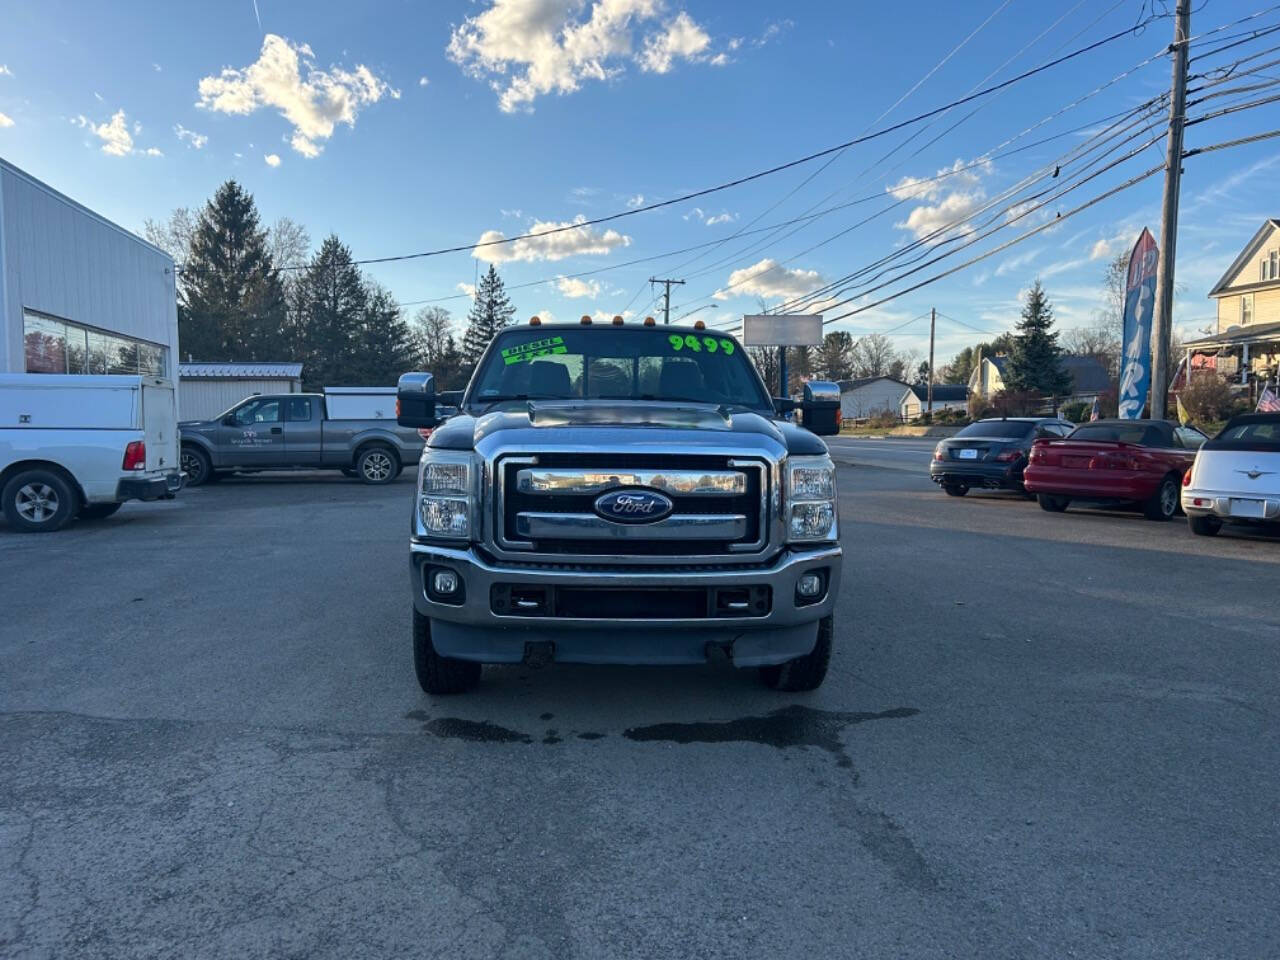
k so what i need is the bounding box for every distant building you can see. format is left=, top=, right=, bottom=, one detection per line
left=968, top=355, right=1008, bottom=400
left=1181, top=218, right=1280, bottom=387
left=1, top=158, right=177, bottom=379
left=969, top=353, right=1110, bottom=402
left=899, top=383, right=968, bottom=420
left=836, top=376, right=910, bottom=420
left=178, top=362, right=303, bottom=420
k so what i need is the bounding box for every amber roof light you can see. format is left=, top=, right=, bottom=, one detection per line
left=580, top=314, right=592, bottom=324
left=693, top=320, right=706, bottom=330
left=612, top=315, right=624, bottom=325
left=643, top=316, right=656, bottom=326
left=529, top=315, right=541, bottom=326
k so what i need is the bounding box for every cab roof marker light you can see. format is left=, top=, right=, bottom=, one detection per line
left=693, top=320, right=706, bottom=330
left=580, top=315, right=592, bottom=325
left=612, top=315, right=624, bottom=325
left=643, top=316, right=656, bottom=326
left=529, top=315, right=541, bottom=326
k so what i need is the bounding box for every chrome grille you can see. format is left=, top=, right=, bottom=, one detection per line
left=497, top=454, right=767, bottom=557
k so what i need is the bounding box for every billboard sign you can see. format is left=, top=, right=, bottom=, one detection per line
left=1117, top=229, right=1159, bottom=419
left=742, top=314, right=824, bottom=347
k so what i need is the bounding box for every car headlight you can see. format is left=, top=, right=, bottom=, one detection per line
left=786, top=455, right=838, bottom=542
left=418, top=451, right=477, bottom=540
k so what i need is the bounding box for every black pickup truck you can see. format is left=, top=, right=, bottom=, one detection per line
left=395, top=320, right=843, bottom=694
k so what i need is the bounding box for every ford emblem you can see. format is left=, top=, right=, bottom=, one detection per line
left=593, top=488, right=673, bottom=524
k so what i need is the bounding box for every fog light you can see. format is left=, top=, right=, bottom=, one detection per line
left=796, top=573, right=822, bottom=598
left=432, top=569, right=460, bottom=596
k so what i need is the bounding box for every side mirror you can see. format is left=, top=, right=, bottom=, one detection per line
left=396, top=372, right=439, bottom=429
left=222, top=415, right=237, bottom=427
left=773, top=397, right=798, bottom=414
left=800, top=380, right=841, bottom=436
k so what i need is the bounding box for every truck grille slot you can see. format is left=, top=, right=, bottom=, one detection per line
left=498, top=454, right=766, bottom=557
left=490, top=584, right=771, bottom=619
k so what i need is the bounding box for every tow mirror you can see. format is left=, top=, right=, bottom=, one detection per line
left=396, top=372, right=439, bottom=429
left=772, top=397, right=798, bottom=414
left=800, top=381, right=841, bottom=436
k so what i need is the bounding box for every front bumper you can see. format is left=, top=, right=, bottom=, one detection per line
left=115, top=471, right=183, bottom=503
left=1182, top=488, right=1280, bottom=521
left=410, top=542, right=842, bottom=666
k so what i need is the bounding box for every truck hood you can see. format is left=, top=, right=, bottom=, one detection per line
left=428, top=400, right=827, bottom=456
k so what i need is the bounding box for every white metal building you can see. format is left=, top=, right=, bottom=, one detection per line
left=1, top=159, right=178, bottom=381
left=178, top=362, right=303, bottom=421
left=836, top=376, right=911, bottom=420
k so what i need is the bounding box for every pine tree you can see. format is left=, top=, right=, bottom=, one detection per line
left=345, top=283, right=415, bottom=386
left=815, top=331, right=854, bottom=381
left=461, top=264, right=516, bottom=367
left=179, top=181, right=287, bottom=361
left=1005, top=281, right=1073, bottom=397
left=293, top=235, right=367, bottom=388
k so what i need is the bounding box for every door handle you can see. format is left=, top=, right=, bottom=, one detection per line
left=271, top=427, right=283, bottom=434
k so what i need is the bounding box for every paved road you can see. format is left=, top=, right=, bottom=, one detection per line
left=826, top=435, right=936, bottom=473
left=2, top=465, right=1278, bottom=959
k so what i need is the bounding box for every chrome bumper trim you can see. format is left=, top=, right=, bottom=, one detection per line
left=515, top=467, right=747, bottom=496
left=515, top=511, right=747, bottom=540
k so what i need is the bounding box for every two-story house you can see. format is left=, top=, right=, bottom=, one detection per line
left=1182, top=218, right=1280, bottom=386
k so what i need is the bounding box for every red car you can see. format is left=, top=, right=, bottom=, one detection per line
left=1024, top=418, right=1209, bottom=521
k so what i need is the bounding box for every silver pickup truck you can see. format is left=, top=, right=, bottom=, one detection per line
left=395, top=319, right=844, bottom=695
left=179, top=391, right=425, bottom=485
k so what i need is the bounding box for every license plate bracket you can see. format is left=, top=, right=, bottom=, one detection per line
left=1229, top=498, right=1265, bottom=518
left=957, top=448, right=979, bottom=460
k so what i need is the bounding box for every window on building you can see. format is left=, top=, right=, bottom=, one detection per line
left=22, top=310, right=168, bottom=377
left=1241, top=294, right=1254, bottom=325
left=1270, top=250, right=1278, bottom=280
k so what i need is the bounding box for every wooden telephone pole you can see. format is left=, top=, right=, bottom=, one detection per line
left=649, top=278, right=685, bottom=325
left=927, top=307, right=936, bottom=415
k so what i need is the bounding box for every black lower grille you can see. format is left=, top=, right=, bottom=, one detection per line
left=491, top=583, right=771, bottom=619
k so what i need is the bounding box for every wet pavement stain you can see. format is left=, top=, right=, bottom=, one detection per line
left=422, top=718, right=534, bottom=744
left=542, top=729, right=562, bottom=745
left=622, top=705, right=919, bottom=769
left=577, top=732, right=605, bottom=741
left=540, top=712, right=554, bottom=721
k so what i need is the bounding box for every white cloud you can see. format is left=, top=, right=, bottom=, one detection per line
left=144, top=147, right=163, bottom=157
left=457, top=282, right=477, bottom=298
left=995, top=247, right=1042, bottom=278
left=196, top=34, right=397, bottom=157
left=0, top=65, right=11, bottom=77
left=418, top=76, right=429, bottom=86
left=447, top=0, right=718, bottom=113
left=153, top=63, right=162, bottom=72
left=639, top=11, right=710, bottom=74
left=93, top=91, right=103, bottom=102
left=0, top=112, right=13, bottom=128
left=705, top=212, right=736, bottom=226
left=1090, top=238, right=1114, bottom=261
left=75, top=110, right=135, bottom=156
left=473, top=215, right=631, bottom=263
left=174, top=123, right=208, bottom=149
left=888, top=157, right=989, bottom=202
left=500, top=207, right=524, bottom=219
left=556, top=276, right=602, bottom=298
left=896, top=190, right=985, bottom=241
left=709, top=52, right=730, bottom=67
left=592, top=309, right=634, bottom=322
left=625, top=193, right=645, bottom=208
left=264, top=153, right=281, bottom=167
left=713, top=258, right=823, bottom=301
left=534, top=308, right=556, bottom=323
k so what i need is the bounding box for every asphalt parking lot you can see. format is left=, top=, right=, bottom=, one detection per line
left=3, top=448, right=1279, bottom=959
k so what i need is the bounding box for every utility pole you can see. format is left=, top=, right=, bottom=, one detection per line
left=927, top=307, right=936, bottom=415
left=649, top=277, right=685, bottom=324
left=1150, top=0, right=1191, bottom=420
left=779, top=346, right=788, bottom=402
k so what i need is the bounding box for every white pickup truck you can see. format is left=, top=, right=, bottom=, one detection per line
left=0, top=374, right=182, bottom=532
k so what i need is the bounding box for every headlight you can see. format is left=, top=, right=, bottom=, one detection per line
left=418, top=452, right=476, bottom=540
left=786, top=455, right=838, bottom=542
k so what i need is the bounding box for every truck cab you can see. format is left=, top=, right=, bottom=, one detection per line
left=396, top=319, right=843, bottom=694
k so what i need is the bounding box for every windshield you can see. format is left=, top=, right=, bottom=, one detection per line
left=956, top=420, right=1035, bottom=440
left=468, top=328, right=772, bottom=410
left=1067, top=423, right=1168, bottom=446
left=1207, top=417, right=1280, bottom=451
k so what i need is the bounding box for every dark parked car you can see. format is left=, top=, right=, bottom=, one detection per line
left=930, top=417, right=1075, bottom=496
left=1024, top=418, right=1209, bottom=521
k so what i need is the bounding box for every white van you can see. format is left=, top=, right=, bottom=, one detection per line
left=0, top=374, right=182, bottom=532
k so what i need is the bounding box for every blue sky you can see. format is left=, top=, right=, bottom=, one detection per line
left=2, top=0, right=1278, bottom=364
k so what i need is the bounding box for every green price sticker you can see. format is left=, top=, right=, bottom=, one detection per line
left=667, top=334, right=736, bottom=357
left=501, top=336, right=568, bottom=365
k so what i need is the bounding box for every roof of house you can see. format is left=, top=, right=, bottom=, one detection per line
left=836, top=376, right=909, bottom=393
left=1208, top=218, right=1280, bottom=297
left=179, top=362, right=304, bottom=379
left=987, top=355, right=1009, bottom=375
left=1183, top=318, right=1280, bottom=348
left=905, top=383, right=968, bottom=402
left=1061, top=355, right=1111, bottom=393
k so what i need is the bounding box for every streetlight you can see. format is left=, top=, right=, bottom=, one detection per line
left=672, top=303, right=718, bottom=323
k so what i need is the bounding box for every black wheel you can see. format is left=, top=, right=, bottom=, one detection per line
left=760, top=615, right=833, bottom=692
left=1143, top=476, right=1179, bottom=521
left=180, top=445, right=212, bottom=487
left=356, top=445, right=399, bottom=485
left=413, top=609, right=481, bottom=695
left=943, top=483, right=968, bottom=497
left=2, top=469, right=80, bottom=533
left=78, top=503, right=122, bottom=521
left=1188, top=514, right=1222, bottom=537
left=1037, top=494, right=1069, bottom=513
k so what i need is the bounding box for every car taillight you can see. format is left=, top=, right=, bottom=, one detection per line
left=933, top=445, right=945, bottom=461
left=994, top=449, right=1021, bottom=462
left=1182, top=468, right=1193, bottom=487
left=122, top=441, right=146, bottom=471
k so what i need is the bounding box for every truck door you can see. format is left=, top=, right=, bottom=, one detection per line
left=283, top=396, right=323, bottom=465
left=217, top=397, right=286, bottom=467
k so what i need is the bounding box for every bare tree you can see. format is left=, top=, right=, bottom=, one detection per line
left=851, top=332, right=898, bottom=378
left=266, top=216, right=311, bottom=271
left=814, top=331, right=854, bottom=381
left=142, top=207, right=197, bottom=265
left=748, top=346, right=780, bottom=394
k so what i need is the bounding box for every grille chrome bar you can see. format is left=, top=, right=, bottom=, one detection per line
left=515, top=468, right=747, bottom=497
left=515, top=512, right=747, bottom=540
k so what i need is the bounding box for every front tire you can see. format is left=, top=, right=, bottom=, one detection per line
left=78, top=503, right=122, bottom=521
left=180, top=445, right=212, bottom=487
left=1188, top=514, right=1222, bottom=536
left=413, top=610, right=481, bottom=695
left=2, top=469, right=80, bottom=533
left=760, top=615, right=833, bottom=692
left=1037, top=494, right=1069, bottom=513
left=356, top=445, right=399, bottom=485
left=1143, top=476, right=1179, bottom=521
left=943, top=483, right=968, bottom=497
